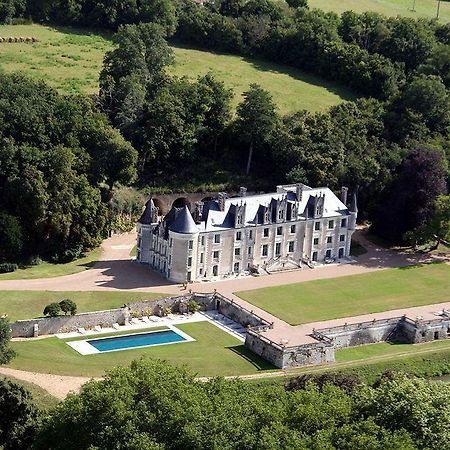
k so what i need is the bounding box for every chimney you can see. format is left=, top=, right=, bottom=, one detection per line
left=340, top=186, right=348, bottom=205
left=239, top=186, right=247, bottom=197
left=193, top=201, right=204, bottom=224
left=151, top=206, right=159, bottom=224
left=217, top=192, right=227, bottom=211
left=296, top=183, right=304, bottom=201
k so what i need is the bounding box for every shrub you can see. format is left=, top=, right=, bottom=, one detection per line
left=0, top=263, right=18, bottom=273
left=59, top=299, right=77, bottom=316
left=43, top=303, right=61, bottom=317
left=188, top=300, right=200, bottom=313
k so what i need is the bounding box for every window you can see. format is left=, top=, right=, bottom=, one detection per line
left=326, top=249, right=332, bottom=258
left=262, top=244, right=268, bottom=257
left=312, top=251, right=318, bottom=262
left=341, top=218, right=347, bottom=228
left=236, top=231, right=242, bottom=241
left=200, top=252, right=204, bottom=263
left=288, top=241, right=294, bottom=252
left=234, top=247, right=241, bottom=257
left=275, top=242, right=281, bottom=256
left=188, top=240, right=193, bottom=250
left=199, top=268, right=203, bottom=275
left=263, top=228, right=269, bottom=237
left=249, top=230, right=253, bottom=239
left=214, top=234, right=220, bottom=244
left=170, top=238, right=173, bottom=247
left=340, top=234, right=345, bottom=242
left=201, top=235, right=205, bottom=246
left=278, top=209, right=284, bottom=220
left=327, top=236, right=332, bottom=244
left=187, top=271, right=192, bottom=282
left=277, top=226, right=282, bottom=236
left=313, top=238, right=319, bottom=245
left=233, top=262, right=240, bottom=273
left=315, top=222, right=321, bottom=231
left=169, top=255, right=172, bottom=265
left=213, top=250, right=219, bottom=260
left=248, top=246, right=252, bottom=256
left=328, top=220, right=334, bottom=229
left=213, top=265, right=218, bottom=276
left=187, top=257, right=192, bottom=267
left=290, top=224, right=296, bottom=233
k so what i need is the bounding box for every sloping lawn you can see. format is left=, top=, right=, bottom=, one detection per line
left=237, top=263, right=450, bottom=325
left=7, top=322, right=274, bottom=377
left=309, top=0, right=450, bottom=22
left=0, top=291, right=168, bottom=321
left=0, top=247, right=102, bottom=280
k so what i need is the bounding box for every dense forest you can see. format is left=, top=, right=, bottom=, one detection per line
left=0, top=0, right=450, bottom=263
left=0, top=358, right=449, bottom=449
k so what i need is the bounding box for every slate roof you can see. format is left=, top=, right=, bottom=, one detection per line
left=138, top=199, right=155, bottom=225
left=169, top=205, right=199, bottom=234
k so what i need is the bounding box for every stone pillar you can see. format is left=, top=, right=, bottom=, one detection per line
left=33, top=323, right=39, bottom=338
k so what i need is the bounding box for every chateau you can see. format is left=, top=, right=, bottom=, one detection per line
left=136, top=184, right=358, bottom=283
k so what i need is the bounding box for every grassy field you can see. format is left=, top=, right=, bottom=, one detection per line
left=170, top=46, right=356, bottom=113
left=309, top=0, right=450, bottom=22
left=0, top=24, right=354, bottom=114
left=1, top=376, right=59, bottom=410
left=237, top=263, right=450, bottom=325
left=7, top=322, right=274, bottom=377
left=0, top=291, right=167, bottom=321
left=0, top=247, right=102, bottom=281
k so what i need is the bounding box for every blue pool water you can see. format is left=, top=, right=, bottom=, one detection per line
left=88, top=329, right=187, bottom=352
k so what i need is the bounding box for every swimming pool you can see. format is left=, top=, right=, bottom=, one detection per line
left=68, top=327, right=194, bottom=355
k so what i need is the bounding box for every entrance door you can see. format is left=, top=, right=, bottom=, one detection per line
left=338, top=248, right=344, bottom=258
left=213, top=265, right=218, bottom=277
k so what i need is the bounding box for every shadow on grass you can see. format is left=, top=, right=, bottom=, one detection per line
left=228, top=345, right=275, bottom=371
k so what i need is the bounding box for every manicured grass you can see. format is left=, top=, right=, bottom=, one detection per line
left=0, top=291, right=168, bottom=321
left=309, top=0, right=450, bottom=22
left=0, top=24, right=112, bottom=94
left=335, top=339, right=450, bottom=363
left=170, top=45, right=356, bottom=114
left=0, top=247, right=102, bottom=280
left=1, top=375, right=59, bottom=410
left=0, top=24, right=355, bottom=113
left=7, top=322, right=274, bottom=377
left=237, top=263, right=450, bottom=325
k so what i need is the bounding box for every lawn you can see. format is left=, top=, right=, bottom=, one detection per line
left=0, top=291, right=168, bottom=321
left=0, top=24, right=355, bottom=114
left=170, top=46, right=356, bottom=113
left=7, top=322, right=274, bottom=377
left=1, top=376, right=59, bottom=410
left=237, top=263, right=450, bottom=325
left=309, top=0, right=450, bottom=22
left=0, top=247, right=102, bottom=280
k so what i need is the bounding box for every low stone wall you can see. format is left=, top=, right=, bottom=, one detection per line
left=11, top=309, right=125, bottom=338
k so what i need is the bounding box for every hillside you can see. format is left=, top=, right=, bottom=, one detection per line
left=0, top=24, right=355, bottom=114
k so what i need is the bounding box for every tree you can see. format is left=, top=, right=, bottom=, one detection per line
left=235, top=84, right=278, bottom=174
left=373, top=147, right=447, bottom=243
left=285, top=0, right=308, bottom=8
left=43, top=303, right=61, bottom=317
left=59, top=299, right=77, bottom=316
left=0, top=316, right=15, bottom=365
left=0, top=212, right=22, bottom=262
left=0, top=379, right=39, bottom=450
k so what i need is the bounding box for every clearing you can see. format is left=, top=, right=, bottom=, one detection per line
left=0, top=24, right=355, bottom=114
left=309, top=0, right=450, bottom=22
left=7, top=322, right=274, bottom=377
left=237, top=263, right=450, bottom=325
left=0, top=291, right=167, bottom=322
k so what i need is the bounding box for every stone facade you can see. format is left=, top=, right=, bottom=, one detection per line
left=137, top=184, right=358, bottom=283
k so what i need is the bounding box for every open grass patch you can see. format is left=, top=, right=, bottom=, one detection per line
left=0, top=247, right=102, bottom=281
left=7, top=322, right=275, bottom=377
left=1, top=376, right=59, bottom=410
left=308, top=0, right=450, bottom=22
left=237, top=263, right=450, bottom=325
left=0, top=291, right=168, bottom=321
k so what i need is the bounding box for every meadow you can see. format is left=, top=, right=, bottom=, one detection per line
left=237, top=263, right=450, bottom=325
left=0, top=291, right=168, bottom=321
left=0, top=24, right=355, bottom=114
left=7, top=322, right=274, bottom=377
left=309, top=0, right=450, bottom=22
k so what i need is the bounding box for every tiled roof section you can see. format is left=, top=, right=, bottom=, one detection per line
left=138, top=199, right=155, bottom=225
left=169, top=206, right=199, bottom=234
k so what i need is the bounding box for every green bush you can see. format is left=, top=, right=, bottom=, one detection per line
left=0, top=263, right=18, bottom=274
left=43, top=303, right=61, bottom=317
left=59, top=299, right=77, bottom=316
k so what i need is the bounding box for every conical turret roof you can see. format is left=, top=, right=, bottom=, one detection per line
left=169, top=206, right=198, bottom=234
left=138, top=199, right=155, bottom=225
